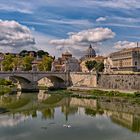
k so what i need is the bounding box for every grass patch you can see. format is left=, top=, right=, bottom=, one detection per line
left=49, top=89, right=73, bottom=96
left=71, top=94, right=97, bottom=99
left=0, top=85, right=12, bottom=95
left=89, top=89, right=140, bottom=98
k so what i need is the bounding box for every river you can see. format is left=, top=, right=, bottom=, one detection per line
left=0, top=90, right=140, bottom=140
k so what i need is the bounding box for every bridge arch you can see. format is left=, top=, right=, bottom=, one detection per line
left=37, top=75, right=66, bottom=89
left=9, top=76, right=37, bottom=91
left=9, top=76, right=31, bottom=83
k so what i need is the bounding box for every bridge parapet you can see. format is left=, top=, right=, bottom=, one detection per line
left=0, top=71, right=70, bottom=91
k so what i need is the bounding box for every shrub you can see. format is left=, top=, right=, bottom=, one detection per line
left=134, top=91, right=140, bottom=97
left=0, top=78, right=12, bottom=86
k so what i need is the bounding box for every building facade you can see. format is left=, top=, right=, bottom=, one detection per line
left=51, top=51, right=81, bottom=72
left=105, top=47, right=140, bottom=72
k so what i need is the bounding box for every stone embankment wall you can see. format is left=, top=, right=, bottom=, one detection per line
left=69, top=72, right=140, bottom=91
left=69, top=72, right=97, bottom=87
left=98, top=73, right=140, bottom=90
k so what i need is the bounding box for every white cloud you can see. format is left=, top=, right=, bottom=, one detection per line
left=96, top=17, right=107, bottom=22
left=0, top=0, right=140, bottom=15
left=114, top=41, right=138, bottom=49
left=50, top=28, right=115, bottom=57
left=21, top=18, right=93, bottom=29
left=100, top=23, right=140, bottom=29
left=0, top=20, right=35, bottom=52
left=32, top=31, right=85, bottom=58
left=0, top=1, right=33, bottom=14
left=84, top=0, right=140, bottom=10
left=35, top=0, right=140, bottom=10
left=47, top=19, right=92, bottom=26
left=111, top=16, right=140, bottom=23
left=50, top=28, right=115, bottom=45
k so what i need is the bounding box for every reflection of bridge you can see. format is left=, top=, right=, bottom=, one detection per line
left=0, top=71, right=70, bottom=91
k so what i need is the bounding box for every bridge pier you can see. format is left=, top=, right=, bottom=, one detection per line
left=19, top=82, right=39, bottom=92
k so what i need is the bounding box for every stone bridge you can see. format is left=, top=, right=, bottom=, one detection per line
left=0, top=71, right=98, bottom=92
left=0, top=71, right=70, bottom=91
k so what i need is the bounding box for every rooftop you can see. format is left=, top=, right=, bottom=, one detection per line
left=110, top=47, right=140, bottom=56
left=85, top=44, right=96, bottom=57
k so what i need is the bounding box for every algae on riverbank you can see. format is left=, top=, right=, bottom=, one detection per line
left=0, top=85, right=12, bottom=96
left=89, top=89, right=140, bottom=98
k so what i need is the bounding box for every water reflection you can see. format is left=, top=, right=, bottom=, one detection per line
left=37, top=90, right=50, bottom=101
left=1, top=91, right=140, bottom=135
left=42, top=108, right=55, bottom=119
left=0, top=114, right=29, bottom=127
left=16, top=91, right=22, bottom=100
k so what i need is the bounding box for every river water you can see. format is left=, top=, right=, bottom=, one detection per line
left=0, top=91, right=140, bottom=140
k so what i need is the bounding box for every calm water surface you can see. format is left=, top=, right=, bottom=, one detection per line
left=0, top=91, right=140, bottom=140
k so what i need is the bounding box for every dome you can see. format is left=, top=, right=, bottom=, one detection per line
left=85, top=44, right=96, bottom=57
left=62, top=51, right=72, bottom=56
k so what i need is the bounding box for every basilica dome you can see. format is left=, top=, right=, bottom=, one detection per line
left=85, top=44, right=96, bottom=58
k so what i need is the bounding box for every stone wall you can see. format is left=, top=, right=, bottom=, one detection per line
left=70, top=72, right=97, bottom=87
left=98, top=73, right=140, bottom=90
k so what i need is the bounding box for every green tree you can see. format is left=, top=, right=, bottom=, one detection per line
left=37, top=50, right=49, bottom=58
left=2, top=54, right=15, bottom=71
left=12, top=57, right=22, bottom=70
left=0, top=78, right=12, bottom=85
left=19, top=50, right=28, bottom=57
left=85, top=60, right=97, bottom=71
left=37, top=56, right=53, bottom=71
left=22, top=56, right=34, bottom=71
left=95, top=62, right=104, bottom=72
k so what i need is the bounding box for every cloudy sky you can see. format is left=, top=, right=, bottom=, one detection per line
left=0, top=0, right=140, bottom=57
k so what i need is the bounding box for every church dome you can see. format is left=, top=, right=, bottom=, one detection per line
left=85, top=44, right=96, bottom=57
left=62, top=51, right=72, bottom=57
left=64, top=51, right=72, bottom=56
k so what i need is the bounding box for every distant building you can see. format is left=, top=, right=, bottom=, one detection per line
left=29, top=51, right=36, bottom=57
left=31, top=58, right=42, bottom=71
left=104, top=57, right=113, bottom=73
left=0, top=53, right=4, bottom=71
left=80, top=45, right=105, bottom=72
left=105, top=47, right=140, bottom=72
left=81, top=44, right=96, bottom=61
left=65, top=57, right=80, bottom=72
left=51, top=51, right=80, bottom=72
left=0, top=53, right=4, bottom=61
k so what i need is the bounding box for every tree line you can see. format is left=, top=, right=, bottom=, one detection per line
left=1, top=50, right=53, bottom=71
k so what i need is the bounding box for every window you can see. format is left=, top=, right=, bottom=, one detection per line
left=135, top=61, right=137, bottom=66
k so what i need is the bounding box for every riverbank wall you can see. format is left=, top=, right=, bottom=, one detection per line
left=69, top=72, right=140, bottom=91
left=98, top=73, right=140, bottom=91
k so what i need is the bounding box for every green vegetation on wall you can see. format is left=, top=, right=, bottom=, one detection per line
left=85, top=60, right=104, bottom=72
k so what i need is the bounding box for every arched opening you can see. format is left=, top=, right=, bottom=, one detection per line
left=38, top=76, right=66, bottom=89
left=9, top=76, right=31, bottom=84
left=9, top=76, right=38, bottom=92
left=9, top=76, right=31, bottom=89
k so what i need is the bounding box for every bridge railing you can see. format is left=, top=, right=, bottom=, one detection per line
left=0, top=71, right=68, bottom=74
